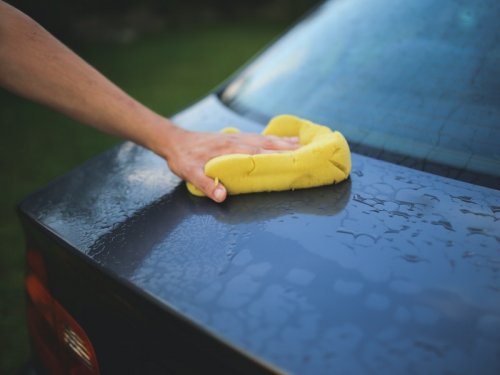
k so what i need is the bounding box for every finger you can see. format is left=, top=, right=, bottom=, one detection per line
left=190, top=170, right=227, bottom=203
left=265, top=135, right=300, bottom=143
left=221, top=135, right=299, bottom=155
left=260, top=135, right=301, bottom=151
left=259, top=148, right=290, bottom=154
left=212, top=183, right=227, bottom=203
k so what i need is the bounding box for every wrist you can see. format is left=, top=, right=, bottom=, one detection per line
left=146, top=116, right=187, bottom=161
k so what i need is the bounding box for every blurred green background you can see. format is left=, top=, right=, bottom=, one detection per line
left=0, top=1, right=318, bottom=373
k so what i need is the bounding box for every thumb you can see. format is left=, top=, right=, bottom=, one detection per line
left=191, top=172, right=227, bottom=203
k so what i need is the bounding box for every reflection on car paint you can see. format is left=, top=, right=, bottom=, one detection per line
left=21, top=96, right=500, bottom=374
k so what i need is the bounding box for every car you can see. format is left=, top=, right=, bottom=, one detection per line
left=18, top=0, right=500, bottom=373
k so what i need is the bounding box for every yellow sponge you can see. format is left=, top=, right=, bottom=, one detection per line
left=186, top=114, right=351, bottom=197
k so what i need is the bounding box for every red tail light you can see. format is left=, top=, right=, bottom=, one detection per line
left=25, top=249, right=100, bottom=375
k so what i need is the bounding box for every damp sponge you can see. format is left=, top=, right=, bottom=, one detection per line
left=186, top=114, right=351, bottom=197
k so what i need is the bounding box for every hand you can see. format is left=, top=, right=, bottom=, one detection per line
left=0, top=1, right=298, bottom=204
left=162, top=126, right=300, bottom=203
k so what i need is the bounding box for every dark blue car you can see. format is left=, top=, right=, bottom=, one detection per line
left=19, top=0, right=500, bottom=373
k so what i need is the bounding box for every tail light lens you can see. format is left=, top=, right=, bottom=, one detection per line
left=25, top=249, right=100, bottom=375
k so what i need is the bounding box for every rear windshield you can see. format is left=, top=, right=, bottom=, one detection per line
left=221, top=0, right=500, bottom=189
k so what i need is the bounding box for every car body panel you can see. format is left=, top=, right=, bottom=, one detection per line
left=19, top=95, right=500, bottom=374
left=222, top=0, right=500, bottom=190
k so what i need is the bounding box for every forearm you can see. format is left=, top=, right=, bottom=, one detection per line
left=0, top=1, right=299, bottom=202
left=0, top=1, right=178, bottom=156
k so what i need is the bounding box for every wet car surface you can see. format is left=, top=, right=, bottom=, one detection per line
left=19, top=0, right=500, bottom=373
left=21, top=96, right=500, bottom=374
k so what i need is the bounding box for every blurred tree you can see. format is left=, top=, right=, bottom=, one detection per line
left=8, top=0, right=319, bottom=42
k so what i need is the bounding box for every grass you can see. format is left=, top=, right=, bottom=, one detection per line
left=0, top=21, right=287, bottom=374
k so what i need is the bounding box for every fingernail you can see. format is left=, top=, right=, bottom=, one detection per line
left=214, top=186, right=225, bottom=202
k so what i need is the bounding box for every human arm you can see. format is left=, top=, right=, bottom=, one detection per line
left=0, top=1, right=299, bottom=202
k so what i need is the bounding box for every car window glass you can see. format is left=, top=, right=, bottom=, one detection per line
left=222, top=0, right=500, bottom=187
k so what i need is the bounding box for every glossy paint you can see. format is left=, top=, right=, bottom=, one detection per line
left=223, top=0, right=500, bottom=188
left=20, top=96, right=500, bottom=374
